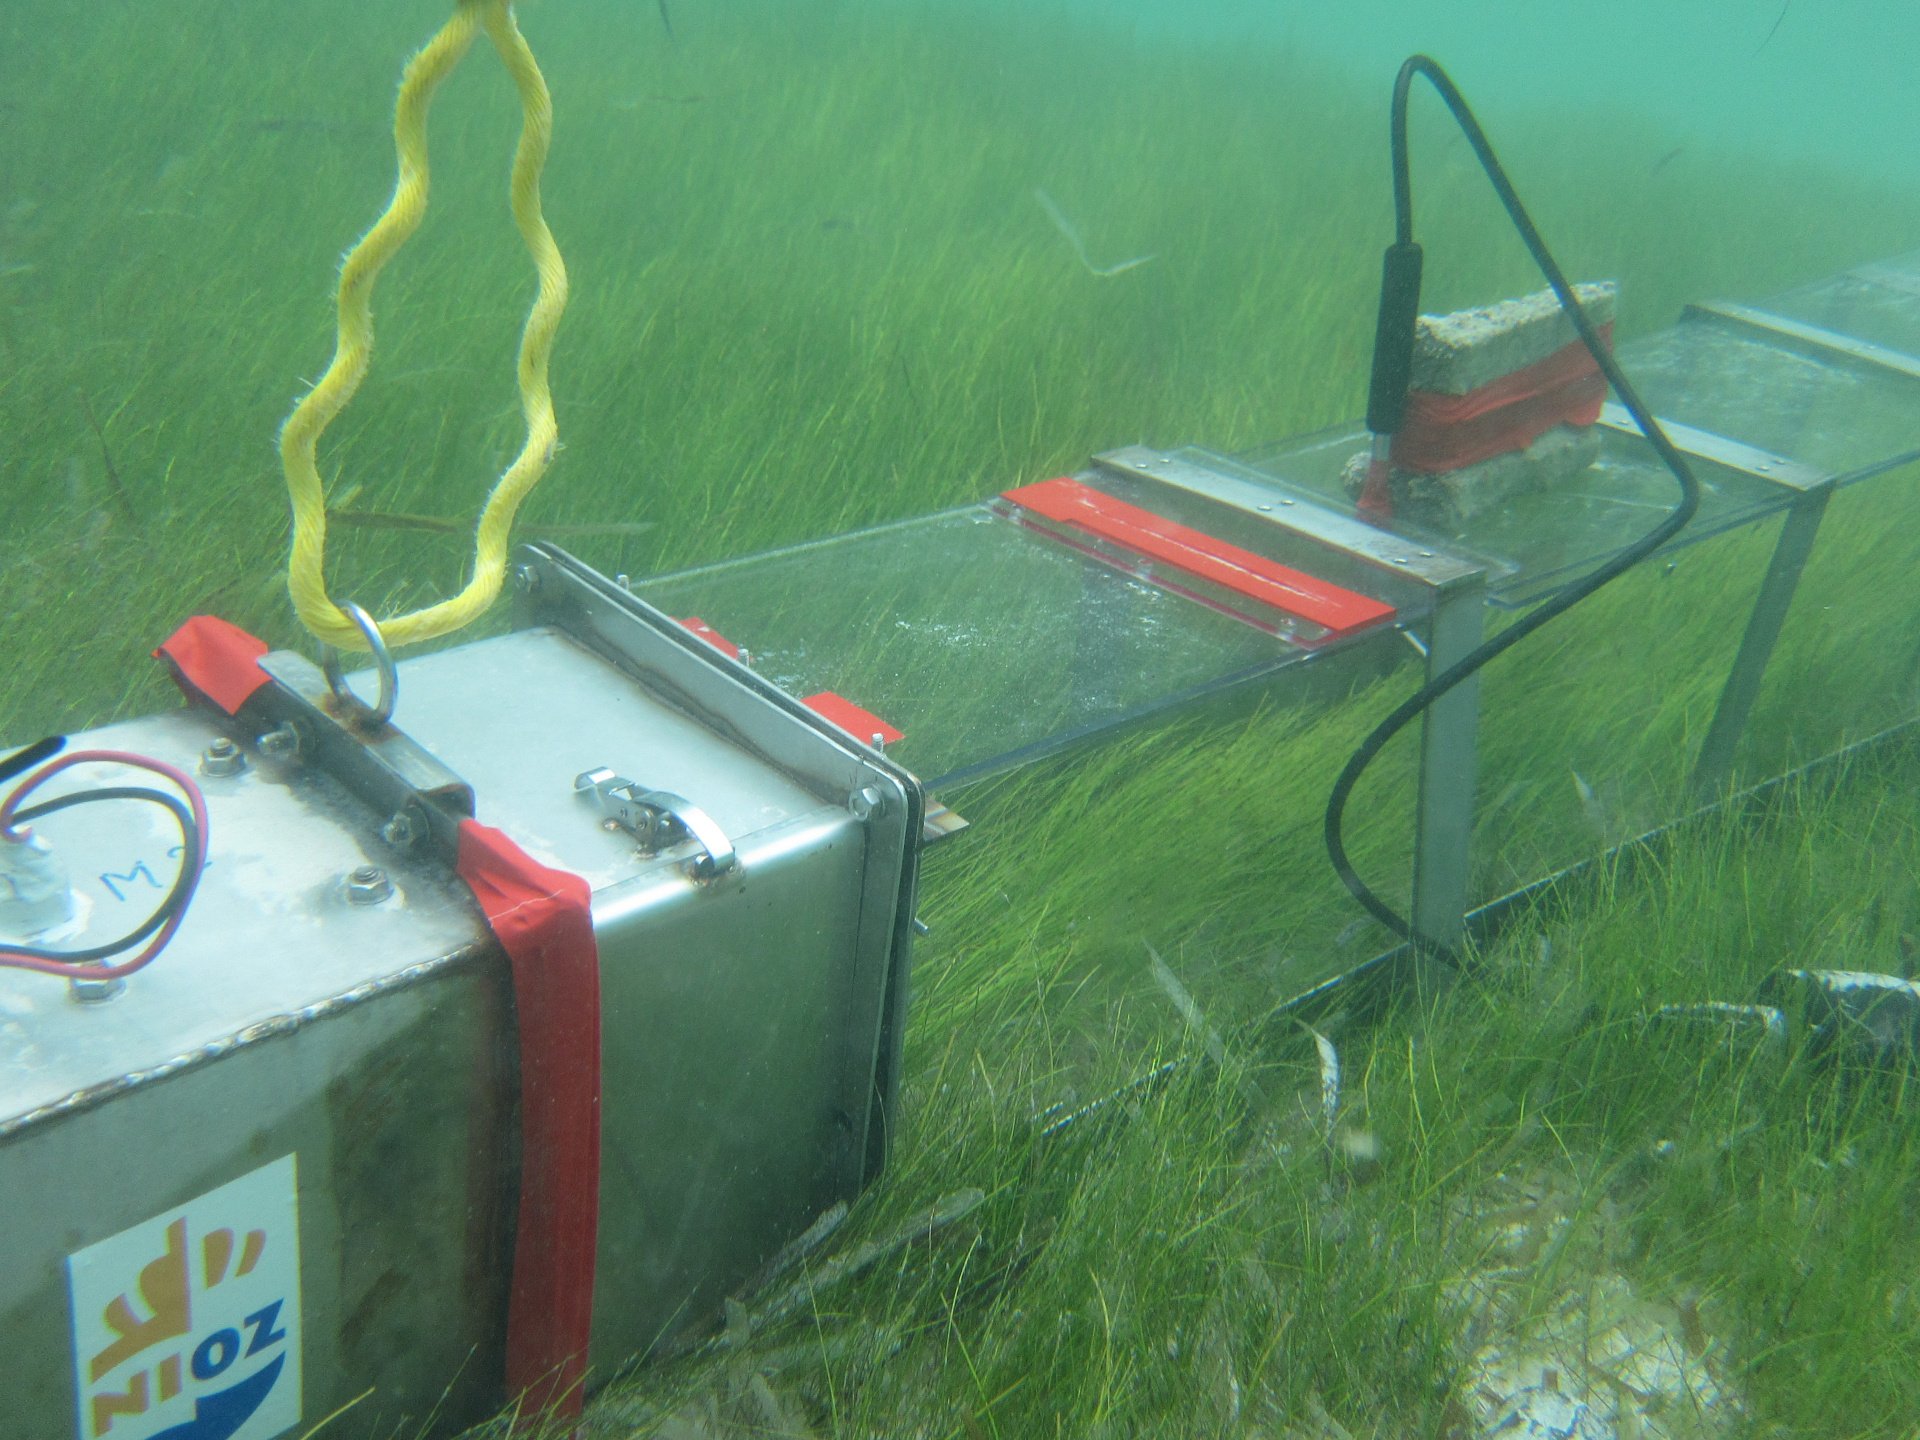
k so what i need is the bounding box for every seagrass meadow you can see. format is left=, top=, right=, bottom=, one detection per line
left=7, top=0, right=1920, bottom=1435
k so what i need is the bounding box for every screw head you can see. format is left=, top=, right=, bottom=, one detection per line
left=381, top=809, right=422, bottom=849
left=199, top=736, right=246, bottom=777
left=513, top=564, right=541, bottom=595
left=256, top=723, right=301, bottom=758
left=345, top=865, right=393, bottom=906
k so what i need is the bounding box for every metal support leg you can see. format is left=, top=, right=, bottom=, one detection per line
left=1691, top=484, right=1834, bottom=798
left=1411, top=578, right=1487, bottom=961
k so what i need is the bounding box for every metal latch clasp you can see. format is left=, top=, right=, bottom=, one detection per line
left=574, top=767, right=738, bottom=881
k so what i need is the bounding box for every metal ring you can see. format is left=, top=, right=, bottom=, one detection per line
left=318, top=602, right=396, bottom=728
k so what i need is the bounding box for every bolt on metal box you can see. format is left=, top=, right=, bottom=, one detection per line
left=0, top=546, right=922, bottom=1437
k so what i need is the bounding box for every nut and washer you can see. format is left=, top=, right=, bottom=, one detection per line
left=344, top=866, right=393, bottom=906
left=848, top=785, right=886, bottom=822
left=199, top=737, right=247, bottom=777
left=513, top=564, right=541, bottom=595
left=69, top=971, right=126, bottom=1004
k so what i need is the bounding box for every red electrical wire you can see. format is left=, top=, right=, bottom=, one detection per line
left=0, top=750, right=210, bottom=980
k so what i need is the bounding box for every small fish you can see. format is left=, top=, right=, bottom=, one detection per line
left=610, top=94, right=705, bottom=110
left=1651, top=145, right=1686, bottom=176
left=329, top=508, right=461, bottom=535
left=1310, top=1028, right=1340, bottom=1137
left=256, top=117, right=353, bottom=134
left=528, top=521, right=658, bottom=539
left=1146, top=942, right=1227, bottom=1066
left=328, top=508, right=655, bottom=540
left=1035, top=188, right=1155, bottom=279
left=1571, top=769, right=1612, bottom=832
left=1755, top=0, right=1790, bottom=55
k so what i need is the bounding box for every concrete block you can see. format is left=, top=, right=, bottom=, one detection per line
left=1412, top=281, right=1616, bottom=395
left=1342, top=421, right=1601, bottom=531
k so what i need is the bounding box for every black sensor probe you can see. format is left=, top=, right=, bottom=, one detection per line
left=1325, top=56, right=1702, bottom=968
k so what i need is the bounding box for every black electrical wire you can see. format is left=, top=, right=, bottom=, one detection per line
left=0, top=736, right=64, bottom=786
left=2, top=786, right=199, bottom=962
left=1325, top=56, right=1702, bottom=966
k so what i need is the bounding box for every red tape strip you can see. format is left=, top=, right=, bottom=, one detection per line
left=802, top=691, right=905, bottom=746
left=150, top=619, right=604, bottom=1420
left=456, top=821, right=601, bottom=1422
left=1001, top=477, right=1394, bottom=639
left=1392, top=323, right=1613, bottom=475
left=153, top=615, right=272, bottom=714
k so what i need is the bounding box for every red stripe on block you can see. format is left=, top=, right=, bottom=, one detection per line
left=456, top=821, right=601, bottom=1424
left=802, top=692, right=905, bottom=746
left=1001, top=478, right=1394, bottom=638
left=153, top=615, right=273, bottom=715
left=1393, top=323, right=1613, bottom=474
left=677, top=616, right=741, bottom=660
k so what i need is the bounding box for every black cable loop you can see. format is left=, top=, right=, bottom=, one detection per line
left=3, top=787, right=199, bottom=962
left=1326, top=56, right=1702, bottom=968
left=0, top=737, right=64, bottom=787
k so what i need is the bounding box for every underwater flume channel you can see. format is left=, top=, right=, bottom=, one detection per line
left=6, top=0, right=1920, bottom=1434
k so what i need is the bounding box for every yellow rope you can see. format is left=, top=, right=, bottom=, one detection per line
left=279, top=0, right=569, bottom=652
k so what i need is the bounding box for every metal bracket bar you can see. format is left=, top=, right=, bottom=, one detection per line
left=1690, top=482, right=1836, bottom=797
left=1410, top=573, right=1487, bottom=962
left=242, top=652, right=475, bottom=861
left=1685, top=300, right=1920, bottom=385
left=1596, top=403, right=1830, bottom=491
left=1092, top=445, right=1484, bottom=591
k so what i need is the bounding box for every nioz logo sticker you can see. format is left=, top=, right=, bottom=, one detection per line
left=67, top=1154, right=302, bottom=1440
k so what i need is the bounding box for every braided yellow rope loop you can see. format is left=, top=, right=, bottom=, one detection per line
left=279, top=0, right=569, bottom=652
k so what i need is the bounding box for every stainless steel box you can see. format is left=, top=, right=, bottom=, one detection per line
left=0, top=546, right=921, bottom=1438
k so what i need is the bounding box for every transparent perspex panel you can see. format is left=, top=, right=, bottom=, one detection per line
left=1741, top=472, right=1920, bottom=777
left=1766, top=251, right=1920, bottom=359
left=635, top=507, right=1324, bottom=788
left=1465, top=515, right=1778, bottom=906
left=1235, top=260, right=1920, bottom=931
left=1234, top=423, right=1794, bottom=606
left=631, top=253, right=1920, bottom=962
left=1626, top=316, right=1920, bottom=474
